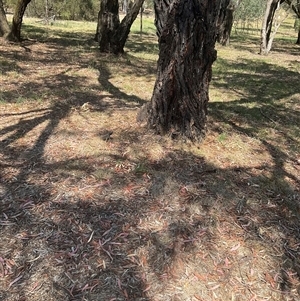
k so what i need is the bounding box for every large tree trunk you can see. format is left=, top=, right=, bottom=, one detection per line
left=0, top=0, right=10, bottom=37
left=95, top=0, right=144, bottom=54
left=144, top=0, right=229, bottom=141
left=7, top=0, right=31, bottom=41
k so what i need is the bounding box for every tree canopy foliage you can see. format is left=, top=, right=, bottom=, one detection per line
left=221, top=0, right=300, bottom=51
left=234, top=0, right=265, bottom=25
left=2, top=0, right=153, bottom=21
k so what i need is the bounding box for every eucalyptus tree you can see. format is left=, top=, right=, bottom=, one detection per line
left=217, top=0, right=241, bottom=46
left=0, top=0, right=10, bottom=37
left=260, top=0, right=284, bottom=54
left=141, top=0, right=230, bottom=141
left=95, top=0, right=144, bottom=54
left=260, top=0, right=295, bottom=54
left=290, top=0, right=300, bottom=44
left=20, top=0, right=98, bottom=21
left=0, top=0, right=31, bottom=41
left=234, top=0, right=265, bottom=30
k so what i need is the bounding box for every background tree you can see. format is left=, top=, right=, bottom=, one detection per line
left=0, top=0, right=31, bottom=41
left=217, top=0, right=240, bottom=46
left=120, top=0, right=128, bottom=13
left=60, top=0, right=95, bottom=21
left=95, top=0, right=119, bottom=51
left=9, top=0, right=31, bottom=41
left=23, top=0, right=97, bottom=21
left=0, top=0, right=10, bottom=37
left=233, top=0, right=265, bottom=32
left=260, top=0, right=292, bottom=55
left=95, top=0, right=144, bottom=54
left=290, top=0, right=300, bottom=43
left=144, top=0, right=230, bottom=141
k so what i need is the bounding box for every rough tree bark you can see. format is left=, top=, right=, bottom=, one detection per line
left=95, top=0, right=119, bottom=52
left=217, top=0, right=236, bottom=46
left=142, top=0, right=229, bottom=141
left=0, top=0, right=10, bottom=37
left=95, top=0, right=144, bottom=54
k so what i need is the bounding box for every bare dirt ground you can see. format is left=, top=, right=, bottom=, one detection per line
left=0, top=23, right=300, bottom=301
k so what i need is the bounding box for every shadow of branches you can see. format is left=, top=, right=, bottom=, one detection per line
left=0, top=24, right=299, bottom=301
left=210, top=55, right=300, bottom=294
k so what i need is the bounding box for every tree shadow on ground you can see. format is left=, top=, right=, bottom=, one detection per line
left=1, top=26, right=154, bottom=107
left=210, top=55, right=300, bottom=295
left=125, top=34, right=158, bottom=54
left=97, top=62, right=149, bottom=107
left=0, top=57, right=23, bottom=76
left=228, top=29, right=299, bottom=55
left=211, top=57, right=299, bottom=141
left=1, top=25, right=299, bottom=301
left=0, top=28, right=155, bottom=300
left=1, top=125, right=299, bottom=299
left=0, top=81, right=299, bottom=299
left=0, top=121, right=218, bottom=300
left=22, top=23, right=96, bottom=47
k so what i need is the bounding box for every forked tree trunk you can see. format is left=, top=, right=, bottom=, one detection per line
left=95, top=0, right=144, bottom=54
left=260, top=0, right=285, bottom=55
left=112, top=0, right=144, bottom=53
left=0, top=0, right=10, bottom=37
left=144, top=0, right=229, bottom=141
left=7, top=0, right=31, bottom=41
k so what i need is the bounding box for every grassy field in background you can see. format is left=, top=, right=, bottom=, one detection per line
left=0, top=15, right=299, bottom=301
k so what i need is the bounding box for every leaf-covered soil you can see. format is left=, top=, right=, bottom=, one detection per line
left=0, top=19, right=300, bottom=301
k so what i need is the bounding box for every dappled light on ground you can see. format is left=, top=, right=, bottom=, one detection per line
left=0, top=17, right=299, bottom=301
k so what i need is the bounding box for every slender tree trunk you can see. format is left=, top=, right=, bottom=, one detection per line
left=291, top=1, right=300, bottom=44
left=7, top=0, right=32, bottom=41
left=261, top=0, right=275, bottom=55
left=123, top=0, right=128, bottom=13
left=140, top=5, right=143, bottom=35
left=45, top=0, right=49, bottom=24
left=144, top=0, right=229, bottom=141
left=0, top=0, right=10, bottom=37
left=260, top=0, right=285, bottom=55
left=95, top=0, right=144, bottom=54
